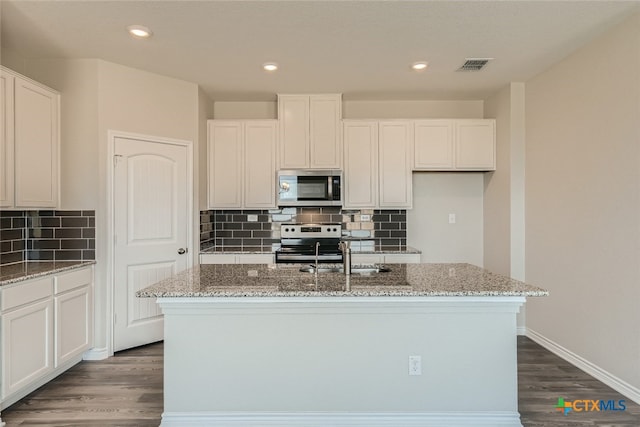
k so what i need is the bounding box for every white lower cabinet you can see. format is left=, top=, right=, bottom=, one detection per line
left=54, top=268, right=93, bottom=367
left=1, top=289, right=54, bottom=399
left=200, top=253, right=274, bottom=264
left=1, top=266, right=93, bottom=408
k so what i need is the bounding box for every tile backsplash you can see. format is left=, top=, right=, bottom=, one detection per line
left=0, top=211, right=26, bottom=264
left=200, top=207, right=407, bottom=252
left=0, top=210, right=96, bottom=265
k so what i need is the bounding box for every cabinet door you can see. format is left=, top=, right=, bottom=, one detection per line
left=1, top=299, right=54, bottom=399
left=455, top=120, right=496, bottom=170
left=14, top=77, right=59, bottom=207
left=343, top=121, right=378, bottom=208
left=309, top=95, right=342, bottom=168
left=378, top=121, right=413, bottom=208
left=278, top=95, right=309, bottom=169
left=0, top=70, right=15, bottom=207
left=208, top=121, right=243, bottom=208
left=244, top=121, right=277, bottom=208
left=414, top=120, right=454, bottom=170
left=55, top=285, right=92, bottom=367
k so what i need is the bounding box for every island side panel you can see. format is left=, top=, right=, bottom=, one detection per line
left=160, top=297, right=523, bottom=418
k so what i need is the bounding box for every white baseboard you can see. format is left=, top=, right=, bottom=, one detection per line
left=516, top=326, right=527, bottom=336
left=160, top=411, right=523, bottom=427
left=526, top=328, right=640, bottom=405
left=83, top=347, right=109, bottom=361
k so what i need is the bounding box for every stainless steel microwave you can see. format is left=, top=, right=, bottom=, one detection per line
left=277, top=170, right=342, bottom=206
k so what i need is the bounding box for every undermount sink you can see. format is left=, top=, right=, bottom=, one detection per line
left=299, top=265, right=391, bottom=275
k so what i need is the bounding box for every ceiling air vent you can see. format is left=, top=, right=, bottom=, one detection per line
left=457, top=58, right=493, bottom=72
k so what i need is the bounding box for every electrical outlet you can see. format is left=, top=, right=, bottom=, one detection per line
left=409, top=355, right=422, bottom=376
left=448, top=213, right=456, bottom=224
left=360, top=214, right=371, bottom=221
left=247, top=214, right=258, bottom=222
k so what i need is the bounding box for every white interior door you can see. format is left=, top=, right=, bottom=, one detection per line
left=113, top=136, right=189, bottom=352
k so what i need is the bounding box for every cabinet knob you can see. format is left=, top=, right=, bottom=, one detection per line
left=178, top=248, right=187, bottom=255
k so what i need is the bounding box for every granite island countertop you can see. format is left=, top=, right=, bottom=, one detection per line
left=199, top=245, right=422, bottom=255
left=0, top=260, right=96, bottom=286
left=137, top=263, right=548, bottom=298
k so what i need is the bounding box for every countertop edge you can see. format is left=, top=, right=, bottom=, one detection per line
left=0, top=261, right=96, bottom=286
left=139, top=290, right=548, bottom=298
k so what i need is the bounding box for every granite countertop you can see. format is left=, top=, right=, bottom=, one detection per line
left=137, top=263, right=548, bottom=298
left=0, top=261, right=96, bottom=286
left=199, top=246, right=421, bottom=255
left=200, top=247, right=274, bottom=254
left=353, top=245, right=421, bottom=254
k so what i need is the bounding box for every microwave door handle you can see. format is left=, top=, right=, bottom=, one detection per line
left=327, top=177, right=333, bottom=200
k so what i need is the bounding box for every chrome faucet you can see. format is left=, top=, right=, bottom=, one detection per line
left=314, top=241, right=321, bottom=278
left=338, top=241, right=351, bottom=275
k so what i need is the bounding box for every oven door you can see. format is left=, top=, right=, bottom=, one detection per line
left=275, top=240, right=343, bottom=264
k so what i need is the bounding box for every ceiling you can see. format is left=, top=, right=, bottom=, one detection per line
left=1, top=0, right=638, bottom=101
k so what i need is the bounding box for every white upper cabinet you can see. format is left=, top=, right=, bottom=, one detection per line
left=343, top=120, right=378, bottom=209
left=343, top=120, right=413, bottom=209
left=0, top=69, right=14, bottom=208
left=414, top=120, right=454, bottom=170
left=378, top=121, right=413, bottom=208
left=413, top=119, right=495, bottom=171
left=243, top=121, right=277, bottom=208
left=208, top=121, right=243, bottom=208
left=455, top=119, right=496, bottom=170
left=207, top=120, right=277, bottom=209
left=1, top=66, right=59, bottom=208
left=278, top=94, right=342, bottom=169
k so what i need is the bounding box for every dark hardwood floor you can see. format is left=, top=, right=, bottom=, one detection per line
left=2, top=343, right=163, bottom=426
left=2, top=337, right=639, bottom=426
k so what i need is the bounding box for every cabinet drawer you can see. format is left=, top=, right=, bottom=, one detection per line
left=1, top=277, right=53, bottom=312
left=54, top=267, right=93, bottom=295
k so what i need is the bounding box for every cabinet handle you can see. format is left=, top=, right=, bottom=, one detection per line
left=178, top=248, right=187, bottom=255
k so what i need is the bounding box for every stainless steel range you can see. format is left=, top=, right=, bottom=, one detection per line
left=275, top=223, right=343, bottom=264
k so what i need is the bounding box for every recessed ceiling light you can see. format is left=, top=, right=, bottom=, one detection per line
left=263, top=62, right=278, bottom=72
left=127, top=25, right=152, bottom=38
left=411, top=62, right=428, bottom=71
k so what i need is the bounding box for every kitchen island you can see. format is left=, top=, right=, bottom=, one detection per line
left=138, top=263, right=547, bottom=427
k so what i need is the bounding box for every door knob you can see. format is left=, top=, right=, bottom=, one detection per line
left=178, top=248, right=187, bottom=255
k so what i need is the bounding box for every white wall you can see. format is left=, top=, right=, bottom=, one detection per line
left=343, top=100, right=483, bottom=119
left=483, top=86, right=512, bottom=276
left=198, top=88, right=213, bottom=211
left=212, top=99, right=484, bottom=120
left=95, top=60, right=200, bottom=352
left=525, top=12, right=640, bottom=394
left=483, top=83, right=526, bottom=329
left=214, top=101, right=276, bottom=119
left=408, top=173, right=484, bottom=266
